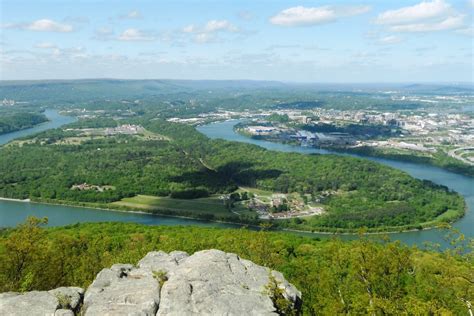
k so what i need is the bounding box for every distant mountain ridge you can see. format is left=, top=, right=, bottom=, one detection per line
left=0, top=79, right=472, bottom=103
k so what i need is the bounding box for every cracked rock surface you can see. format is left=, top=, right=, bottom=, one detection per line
left=0, top=287, right=84, bottom=316
left=0, top=249, right=302, bottom=315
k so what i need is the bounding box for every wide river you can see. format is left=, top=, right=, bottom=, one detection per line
left=197, top=120, right=473, bottom=246
left=0, top=112, right=472, bottom=247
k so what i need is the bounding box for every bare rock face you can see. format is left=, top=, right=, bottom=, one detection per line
left=138, top=250, right=189, bottom=272
left=153, top=249, right=300, bottom=316
left=83, top=263, right=161, bottom=315
left=0, top=250, right=302, bottom=315
left=0, top=287, right=84, bottom=316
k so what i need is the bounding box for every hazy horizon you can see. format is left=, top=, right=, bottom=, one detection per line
left=0, top=78, right=473, bottom=86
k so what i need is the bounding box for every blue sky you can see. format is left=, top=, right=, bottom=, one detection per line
left=1, top=0, right=473, bottom=82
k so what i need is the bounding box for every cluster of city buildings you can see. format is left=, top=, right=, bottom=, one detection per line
left=167, top=110, right=254, bottom=125
left=357, top=140, right=436, bottom=153
left=63, top=108, right=137, bottom=120
left=241, top=123, right=355, bottom=147
left=245, top=192, right=324, bottom=219
left=65, top=124, right=145, bottom=137
left=244, top=126, right=277, bottom=135
left=1, top=99, right=15, bottom=106
left=105, top=124, right=144, bottom=135
left=162, top=102, right=474, bottom=166
left=237, top=107, right=473, bottom=164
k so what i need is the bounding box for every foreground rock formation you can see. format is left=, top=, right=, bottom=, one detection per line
left=0, top=249, right=302, bottom=315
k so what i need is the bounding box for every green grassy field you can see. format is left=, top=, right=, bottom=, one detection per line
left=238, top=186, right=273, bottom=197
left=112, top=194, right=235, bottom=215
left=434, top=209, right=464, bottom=222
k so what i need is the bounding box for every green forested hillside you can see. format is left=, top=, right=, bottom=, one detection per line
left=0, top=219, right=472, bottom=315
left=0, top=112, right=48, bottom=135
left=0, top=118, right=464, bottom=232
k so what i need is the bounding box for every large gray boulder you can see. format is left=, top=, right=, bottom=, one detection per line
left=82, top=263, right=160, bottom=315
left=0, top=250, right=302, bottom=315
left=0, top=287, right=84, bottom=316
left=138, top=250, right=189, bottom=274
left=154, top=249, right=301, bottom=315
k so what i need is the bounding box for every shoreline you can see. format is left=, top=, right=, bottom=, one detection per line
left=0, top=196, right=460, bottom=236
left=0, top=114, right=468, bottom=236
left=281, top=223, right=443, bottom=236
left=25, top=198, right=256, bottom=229
left=333, top=146, right=474, bottom=178
left=233, top=127, right=474, bottom=179
left=0, top=197, right=31, bottom=202
left=0, top=118, right=50, bottom=138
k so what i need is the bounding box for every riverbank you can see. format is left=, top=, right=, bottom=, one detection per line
left=0, top=114, right=472, bottom=248
left=0, top=197, right=30, bottom=202
left=0, top=113, right=49, bottom=136
left=337, top=146, right=474, bottom=178
left=279, top=207, right=465, bottom=235
left=3, top=195, right=461, bottom=235
left=24, top=197, right=253, bottom=229
left=232, top=123, right=474, bottom=178
left=0, top=109, right=77, bottom=147
left=198, top=119, right=474, bottom=243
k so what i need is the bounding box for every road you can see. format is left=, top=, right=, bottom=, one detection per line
left=448, top=147, right=474, bottom=166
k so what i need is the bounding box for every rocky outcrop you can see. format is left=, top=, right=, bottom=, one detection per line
left=0, top=287, right=84, bottom=316
left=0, top=249, right=302, bottom=315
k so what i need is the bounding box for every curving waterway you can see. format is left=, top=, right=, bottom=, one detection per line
left=0, top=110, right=240, bottom=230
left=0, top=109, right=76, bottom=144
left=196, top=120, right=474, bottom=246
left=0, top=113, right=472, bottom=248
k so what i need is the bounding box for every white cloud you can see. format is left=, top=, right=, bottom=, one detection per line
left=94, top=27, right=152, bottom=43
left=378, top=35, right=403, bottom=44
left=195, top=33, right=215, bottom=44
left=270, top=5, right=371, bottom=27
left=182, top=25, right=196, bottom=33
left=182, top=20, right=239, bottom=43
left=34, top=42, right=57, bottom=49
left=118, top=28, right=155, bottom=41
left=50, top=46, right=86, bottom=59
left=120, top=10, right=143, bottom=20
left=204, top=20, right=239, bottom=32
left=27, top=19, right=73, bottom=32
left=375, top=1, right=467, bottom=34
left=3, top=19, right=73, bottom=32
left=468, top=0, right=474, bottom=8
left=390, top=14, right=466, bottom=32
left=375, top=0, right=452, bottom=25
left=183, top=20, right=239, bottom=34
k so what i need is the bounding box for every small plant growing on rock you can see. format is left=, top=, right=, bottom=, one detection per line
left=152, top=270, right=168, bottom=288
left=264, top=275, right=298, bottom=316
left=55, top=293, right=72, bottom=309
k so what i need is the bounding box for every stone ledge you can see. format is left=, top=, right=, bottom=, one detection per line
left=0, top=249, right=302, bottom=316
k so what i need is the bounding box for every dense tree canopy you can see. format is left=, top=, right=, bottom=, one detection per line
left=0, top=112, right=47, bottom=135
left=0, top=118, right=464, bottom=232
left=0, top=219, right=472, bottom=315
